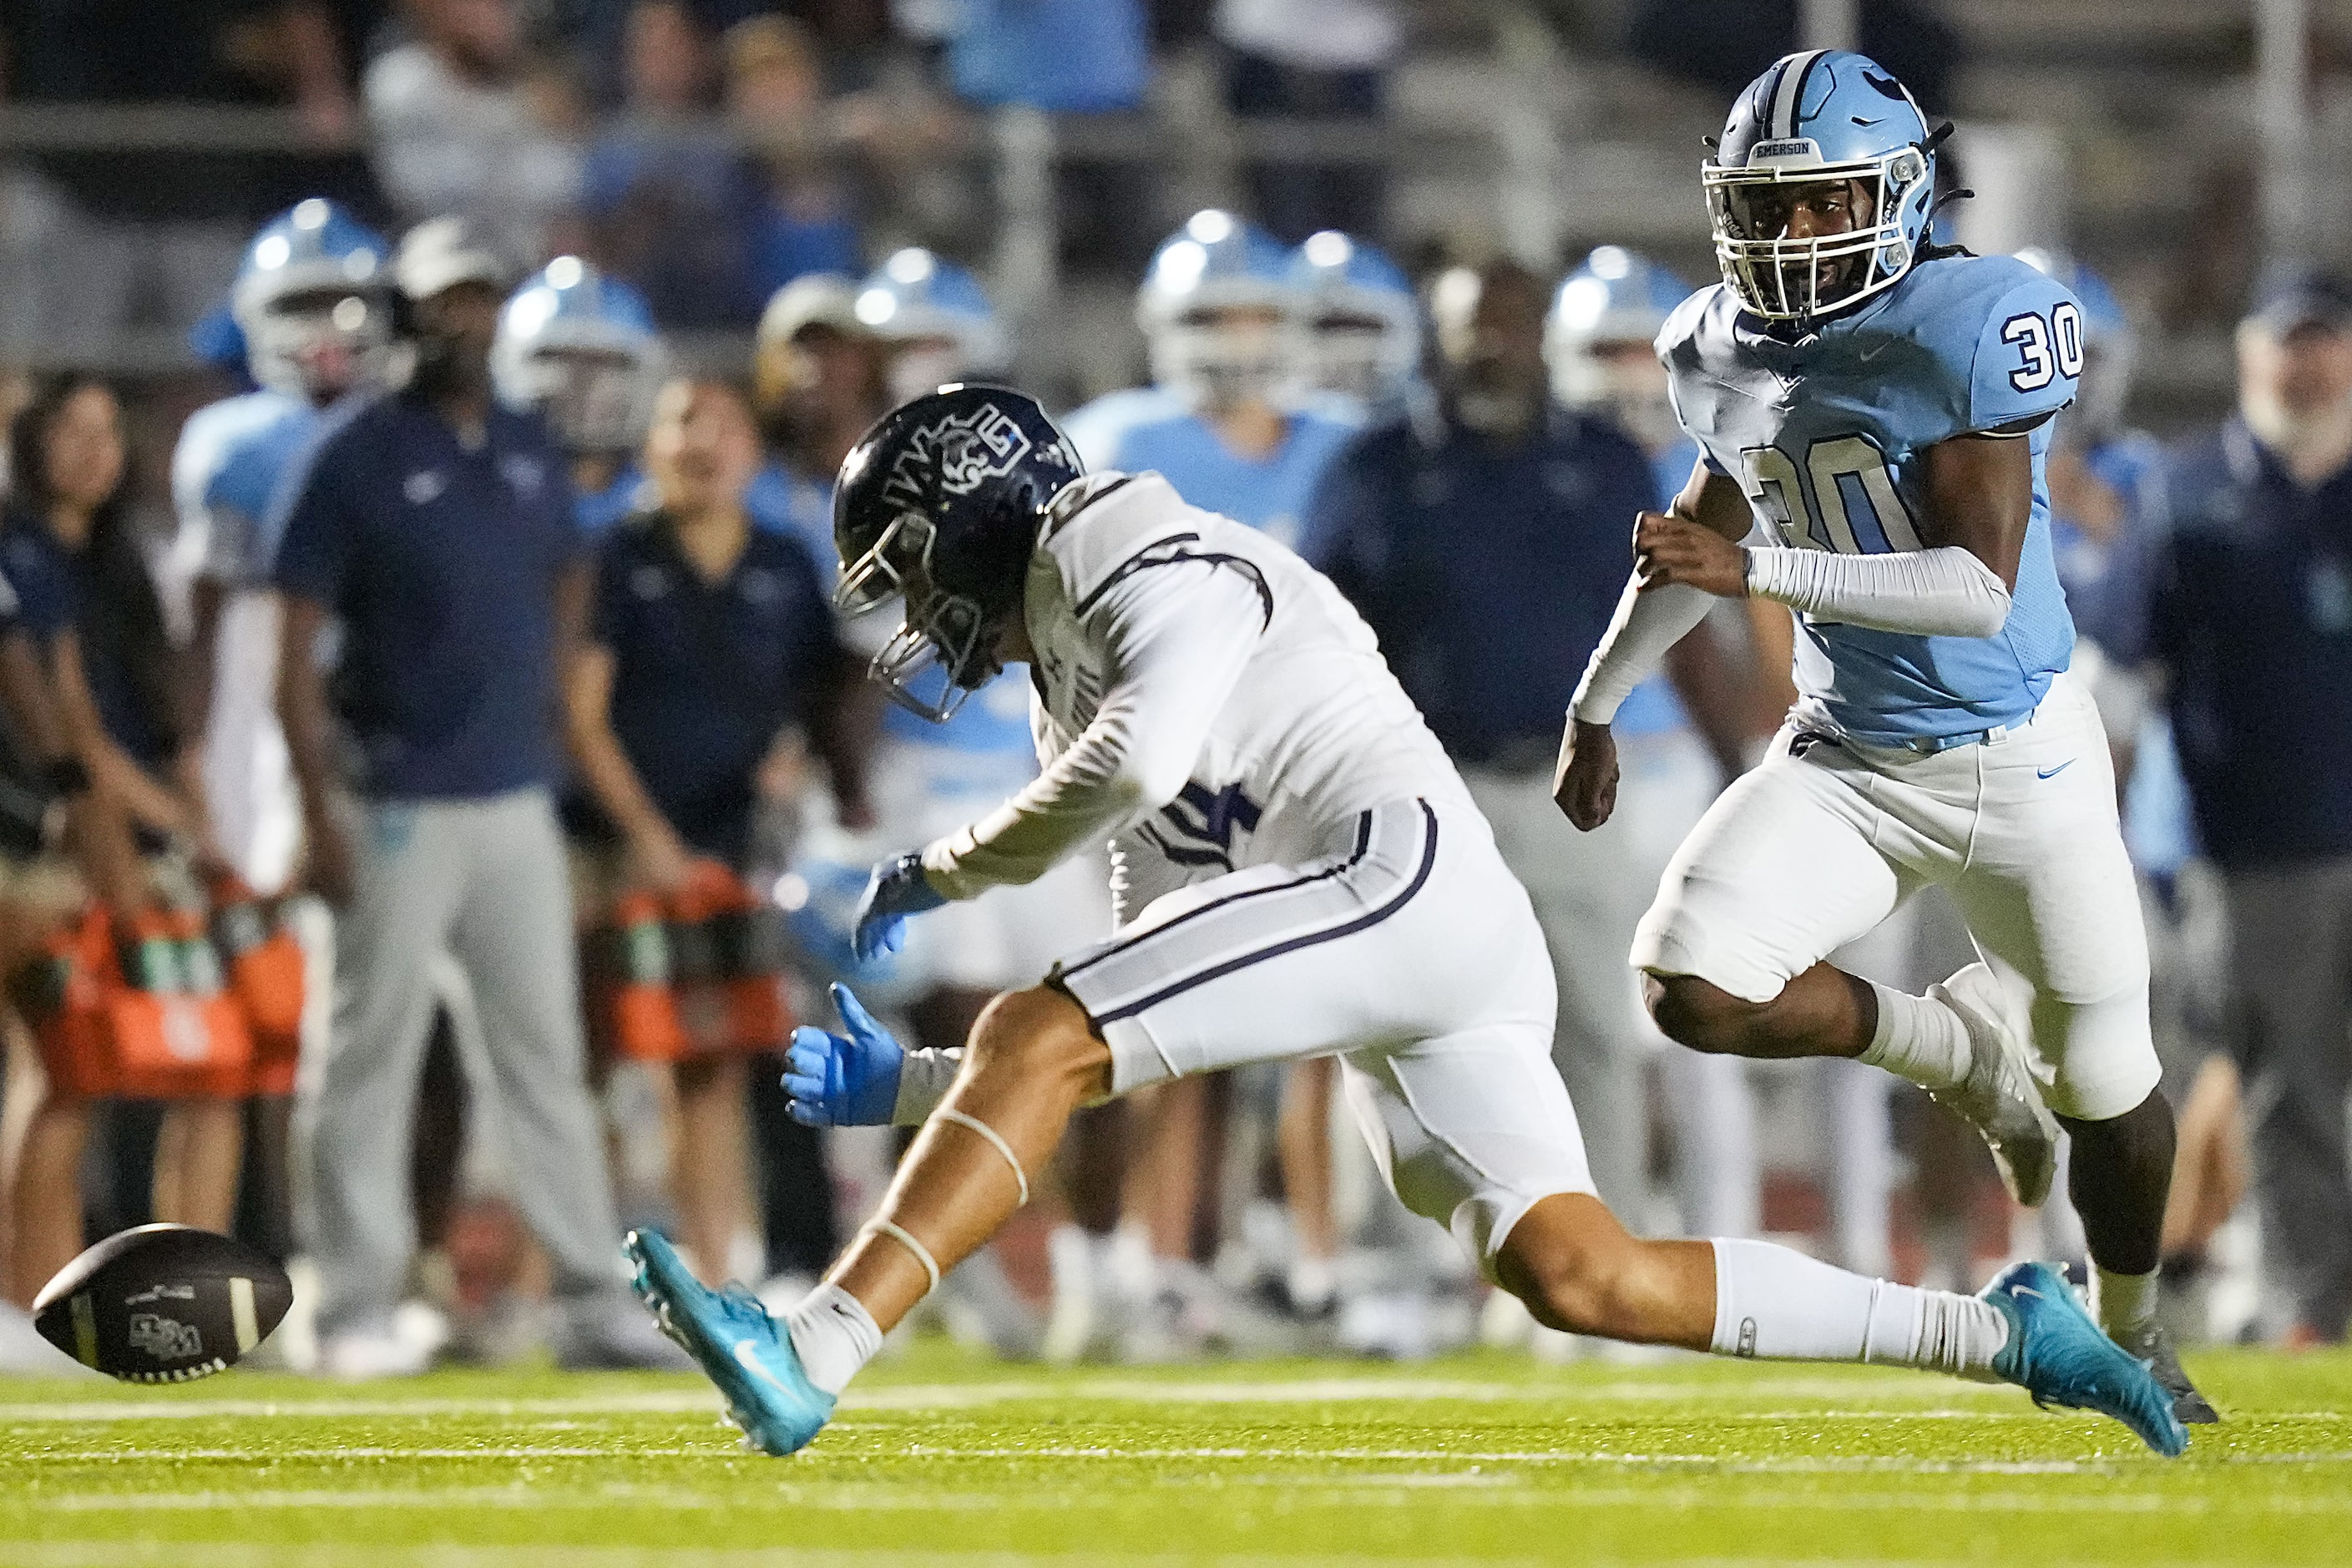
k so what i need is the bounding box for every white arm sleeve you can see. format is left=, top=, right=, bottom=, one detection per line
left=919, top=559, right=1266, bottom=898
left=1569, top=577, right=1716, bottom=725
left=893, top=1048, right=963, bottom=1125
left=1743, top=544, right=2013, bottom=639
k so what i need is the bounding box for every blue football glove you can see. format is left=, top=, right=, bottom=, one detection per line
left=851, top=852, right=948, bottom=962
left=781, top=983, right=905, bottom=1127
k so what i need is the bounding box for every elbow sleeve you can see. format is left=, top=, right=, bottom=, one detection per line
left=1744, top=545, right=2013, bottom=639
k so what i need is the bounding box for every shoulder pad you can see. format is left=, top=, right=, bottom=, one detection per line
left=1889, top=255, right=2083, bottom=433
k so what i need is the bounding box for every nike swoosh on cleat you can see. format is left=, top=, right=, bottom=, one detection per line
left=2010, top=1284, right=2045, bottom=1301
left=2036, top=761, right=2074, bottom=779
left=733, top=1339, right=793, bottom=1397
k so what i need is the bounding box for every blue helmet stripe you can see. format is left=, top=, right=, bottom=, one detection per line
left=1772, top=48, right=1828, bottom=139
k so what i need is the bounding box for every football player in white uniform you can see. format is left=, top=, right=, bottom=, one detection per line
left=620, top=385, right=2184, bottom=1459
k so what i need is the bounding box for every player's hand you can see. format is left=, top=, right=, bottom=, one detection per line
left=1553, top=718, right=1619, bottom=832
left=851, top=851, right=948, bottom=961
left=1634, top=510, right=1749, bottom=598
left=782, top=982, right=904, bottom=1126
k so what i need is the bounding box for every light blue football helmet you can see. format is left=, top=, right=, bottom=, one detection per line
left=231, top=199, right=394, bottom=401
left=855, top=248, right=1009, bottom=404
left=2015, top=247, right=2133, bottom=438
left=1705, top=50, right=1938, bottom=322
left=1545, top=245, right=1696, bottom=446
left=1136, top=210, right=1301, bottom=410
left=492, top=257, right=667, bottom=455
left=1287, top=230, right=1419, bottom=404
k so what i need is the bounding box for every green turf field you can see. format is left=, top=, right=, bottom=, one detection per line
left=3, top=1343, right=2345, bottom=1565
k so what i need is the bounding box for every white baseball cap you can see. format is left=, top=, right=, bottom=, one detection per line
left=394, top=216, right=513, bottom=302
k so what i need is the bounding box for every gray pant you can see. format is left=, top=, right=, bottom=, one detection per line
left=2223, top=855, right=2352, bottom=1340
left=303, top=788, right=621, bottom=1339
left=1463, top=734, right=1720, bottom=1223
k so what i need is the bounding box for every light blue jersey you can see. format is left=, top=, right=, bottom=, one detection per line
left=1661, top=253, right=2083, bottom=745
left=174, top=388, right=321, bottom=585
left=749, top=458, right=1037, bottom=775
left=1060, top=389, right=1358, bottom=549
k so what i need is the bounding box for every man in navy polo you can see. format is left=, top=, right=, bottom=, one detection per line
left=2096, top=271, right=2352, bottom=1348
left=1300, top=258, right=1756, bottom=1228
left=274, top=217, right=683, bottom=1376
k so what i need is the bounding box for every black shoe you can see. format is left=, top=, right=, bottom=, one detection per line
left=2117, top=1320, right=2221, bottom=1424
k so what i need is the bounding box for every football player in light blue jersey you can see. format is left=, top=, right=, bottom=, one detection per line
left=493, top=257, right=666, bottom=538
left=1555, top=50, right=2209, bottom=1426
left=856, top=247, right=1012, bottom=407
left=1287, top=229, right=1422, bottom=424
left=1550, top=241, right=1906, bottom=1272
left=175, top=199, right=396, bottom=893
left=1061, top=210, right=1357, bottom=548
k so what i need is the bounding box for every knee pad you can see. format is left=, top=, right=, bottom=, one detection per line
left=2036, top=980, right=2161, bottom=1122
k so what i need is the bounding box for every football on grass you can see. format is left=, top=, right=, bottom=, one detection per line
left=32, top=1224, right=291, bottom=1383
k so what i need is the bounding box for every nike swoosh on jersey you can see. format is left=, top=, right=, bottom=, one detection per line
left=2036, top=761, right=2074, bottom=779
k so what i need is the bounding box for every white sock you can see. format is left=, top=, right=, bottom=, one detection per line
left=1856, top=981, right=1974, bottom=1093
left=2092, top=1265, right=2158, bottom=1340
left=784, top=1283, right=883, bottom=1398
left=1287, top=1255, right=1338, bottom=1313
left=1710, top=1237, right=2009, bottom=1380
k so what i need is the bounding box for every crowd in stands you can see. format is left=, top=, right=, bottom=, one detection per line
left=0, top=2, right=2342, bottom=1376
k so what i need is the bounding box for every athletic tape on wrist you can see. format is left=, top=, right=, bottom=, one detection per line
left=935, top=1107, right=1030, bottom=1206
left=864, top=1220, right=941, bottom=1294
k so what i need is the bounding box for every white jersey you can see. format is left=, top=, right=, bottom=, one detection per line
left=918, top=471, right=1465, bottom=917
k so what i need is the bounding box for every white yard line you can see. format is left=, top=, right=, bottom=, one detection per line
left=0, top=1373, right=2036, bottom=1424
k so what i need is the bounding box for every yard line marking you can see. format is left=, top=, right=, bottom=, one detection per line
left=0, top=1373, right=2033, bottom=1424
left=23, top=1484, right=2351, bottom=1517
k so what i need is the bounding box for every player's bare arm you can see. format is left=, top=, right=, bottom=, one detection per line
left=1916, top=425, right=2036, bottom=589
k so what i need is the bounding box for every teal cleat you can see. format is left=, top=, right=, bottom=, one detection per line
left=1982, top=1261, right=2188, bottom=1458
left=623, top=1229, right=835, bottom=1456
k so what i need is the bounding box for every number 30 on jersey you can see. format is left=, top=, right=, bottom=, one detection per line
left=1739, top=434, right=1923, bottom=556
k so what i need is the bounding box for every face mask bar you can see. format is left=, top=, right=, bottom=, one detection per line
left=834, top=511, right=926, bottom=617
left=1703, top=149, right=1925, bottom=321
left=868, top=595, right=992, bottom=722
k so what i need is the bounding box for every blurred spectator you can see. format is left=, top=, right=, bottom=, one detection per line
left=748, top=275, right=889, bottom=544
left=725, top=16, right=864, bottom=311
left=580, top=3, right=749, bottom=326
left=1626, top=0, right=1959, bottom=110
left=1213, top=0, right=1399, bottom=242
left=0, top=375, right=236, bottom=1301
left=0, top=2, right=372, bottom=357
left=1301, top=260, right=1747, bottom=1223
left=365, top=0, right=584, bottom=269
left=272, top=218, right=680, bottom=1374
left=2099, top=271, right=2352, bottom=1346
left=946, top=0, right=1148, bottom=114
left=564, top=375, right=867, bottom=1282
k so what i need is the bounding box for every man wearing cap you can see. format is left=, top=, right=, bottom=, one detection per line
left=2095, top=271, right=2352, bottom=1347
left=273, top=217, right=685, bottom=1375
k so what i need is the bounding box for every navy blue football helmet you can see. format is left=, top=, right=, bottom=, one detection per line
left=1705, top=50, right=1938, bottom=322
left=832, top=385, right=1083, bottom=721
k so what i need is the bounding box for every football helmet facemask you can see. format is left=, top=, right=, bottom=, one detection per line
left=1705, top=50, right=1938, bottom=325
